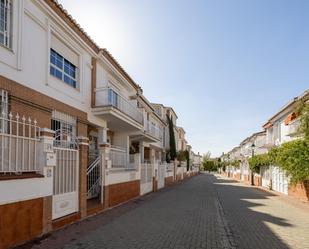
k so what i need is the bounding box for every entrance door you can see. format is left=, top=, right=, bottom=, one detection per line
left=157, top=162, right=165, bottom=189
left=52, top=131, right=79, bottom=220
left=261, top=166, right=270, bottom=188
left=271, top=166, right=288, bottom=194
left=140, top=163, right=153, bottom=195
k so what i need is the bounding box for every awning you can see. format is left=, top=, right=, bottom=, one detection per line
left=284, top=112, right=297, bottom=125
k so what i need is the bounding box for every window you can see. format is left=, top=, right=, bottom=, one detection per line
left=51, top=110, right=77, bottom=148
left=50, top=49, right=78, bottom=88
left=108, top=89, right=119, bottom=107
left=0, top=0, right=12, bottom=48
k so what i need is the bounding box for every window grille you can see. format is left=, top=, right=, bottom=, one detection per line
left=51, top=110, right=77, bottom=148
left=0, top=89, right=8, bottom=132
left=0, top=0, right=12, bottom=48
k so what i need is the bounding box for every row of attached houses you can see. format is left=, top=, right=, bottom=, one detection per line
left=222, top=89, right=309, bottom=200
left=0, top=1, right=201, bottom=248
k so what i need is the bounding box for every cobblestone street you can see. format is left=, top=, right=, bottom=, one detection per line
left=19, top=174, right=309, bottom=249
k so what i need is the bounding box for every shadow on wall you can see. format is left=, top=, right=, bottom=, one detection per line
left=211, top=175, right=292, bottom=249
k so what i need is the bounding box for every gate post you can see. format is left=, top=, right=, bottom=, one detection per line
left=98, top=143, right=110, bottom=208
left=78, top=137, right=89, bottom=219
left=39, top=128, right=56, bottom=234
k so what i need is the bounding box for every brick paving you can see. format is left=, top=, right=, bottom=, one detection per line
left=17, top=174, right=309, bottom=249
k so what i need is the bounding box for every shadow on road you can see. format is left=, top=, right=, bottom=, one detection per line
left=211, top=174, right=292, bottom=249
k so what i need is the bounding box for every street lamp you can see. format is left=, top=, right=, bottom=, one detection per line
left=250, top=142, right=255, bottom=185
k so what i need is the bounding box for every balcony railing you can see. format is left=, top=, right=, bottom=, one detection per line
left=95, top=88, right=143, bottom=125
left=145, top=120, right=162, bottom=140
left=110, top=145, right=135, bottom=170
left=287, top=119, right=300, bottom=137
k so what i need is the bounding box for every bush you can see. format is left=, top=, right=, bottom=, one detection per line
left=230, top=159, right=240, bottom=168
left=248, top=153, right=272, bottom=173
left=176, top=150, right=186, bottom=162
left=202, top=160, right=218, bottom=172
left=269, top=139, right=309, bottom=183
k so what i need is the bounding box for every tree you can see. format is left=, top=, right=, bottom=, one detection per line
left=167, top=114, right=177, bottom=161
left=248, top=154, right=271, bottom=173
left=176, top=150, right=186, bottom=162
left=184, top=150, right=190, bottom=171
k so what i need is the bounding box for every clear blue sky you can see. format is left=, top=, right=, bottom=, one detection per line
left=59, top=0, right=308, bottom=157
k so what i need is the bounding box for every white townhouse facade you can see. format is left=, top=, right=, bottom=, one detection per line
left=223, top=89, right=308, bottom=199
left=0, top=1, right=200, bottom=248
left=261, top=89, right=309, bottom=195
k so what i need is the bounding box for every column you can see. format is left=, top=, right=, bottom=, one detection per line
left=39, top=128, right=56, bottom=234
left=98, top=143, right=111, bottom=208
left=78, top=136, right=89, bottom=218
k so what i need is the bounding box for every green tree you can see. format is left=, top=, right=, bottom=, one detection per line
left=184, top=150, right=190, bottom=171
left=167, top=115, right=177, bottom=161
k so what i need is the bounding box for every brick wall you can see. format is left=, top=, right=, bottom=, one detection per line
left=165, top=176, right=174, bottom=187
left=0, top=198, right=43, bottom=249
left=253, top=175, right=261, bottom=186
left=288, top=181, right=309, bottom=202
left=105, top=180, right=140, bottom=207
left=176, top=173, right=182, bottom=182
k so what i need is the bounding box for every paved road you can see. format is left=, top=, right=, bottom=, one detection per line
left=20, top=174, right=309, bottom=249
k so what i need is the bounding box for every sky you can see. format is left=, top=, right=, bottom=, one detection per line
left=59, top=0, right=309, bottom=157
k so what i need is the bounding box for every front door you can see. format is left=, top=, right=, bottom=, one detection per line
left=52, top=130, right=79, bottom=220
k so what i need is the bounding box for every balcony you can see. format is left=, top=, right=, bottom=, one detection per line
left=92, top=88, right=143, bottom=131
left=287, top=119, right=300, bottom=137
left=145, top=120, right=162, bottom=141
left=130, top=120, right=162, bottom=143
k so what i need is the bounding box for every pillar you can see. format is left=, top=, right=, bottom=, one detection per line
left=78, top=136, right=89, bottom=218
left=39, top=128, right=55, bottom=234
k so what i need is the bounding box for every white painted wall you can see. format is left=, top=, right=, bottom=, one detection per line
left=0, top=166, right=53, bottom=205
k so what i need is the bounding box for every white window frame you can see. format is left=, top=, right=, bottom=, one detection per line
left=50, top=48, right=79, bottom=89
left=0, top=0, right=12, bottom=49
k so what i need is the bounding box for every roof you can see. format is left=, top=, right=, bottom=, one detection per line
left=263, top=89, right=309, bottom=127
left=46, top=0, right=140, bottom=91
left=240, top=131, right=266, bottom=146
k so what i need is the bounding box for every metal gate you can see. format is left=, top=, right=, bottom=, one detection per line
left=140, top=163, right=153, bottom=195
left=157, top=162, right=165, bottom=189
left=261, top=166, right=271, bottom=189
left=271, top=166, right=288, bottom=194
left=52, top=131, right=79, bottom=220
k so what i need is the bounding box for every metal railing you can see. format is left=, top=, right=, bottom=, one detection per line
left=145, top=120, right=162, bottom=140
left=0, top=112, right=41, bottom=173
left=110, top=145, right=135, bottom=169
left=166, top=162, right=173, bottom=172
left=87, top=156, right=101, bottom=199
left=287, top=119, right=300, bottom=137
left=95, top=87, right=143, bottom=125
